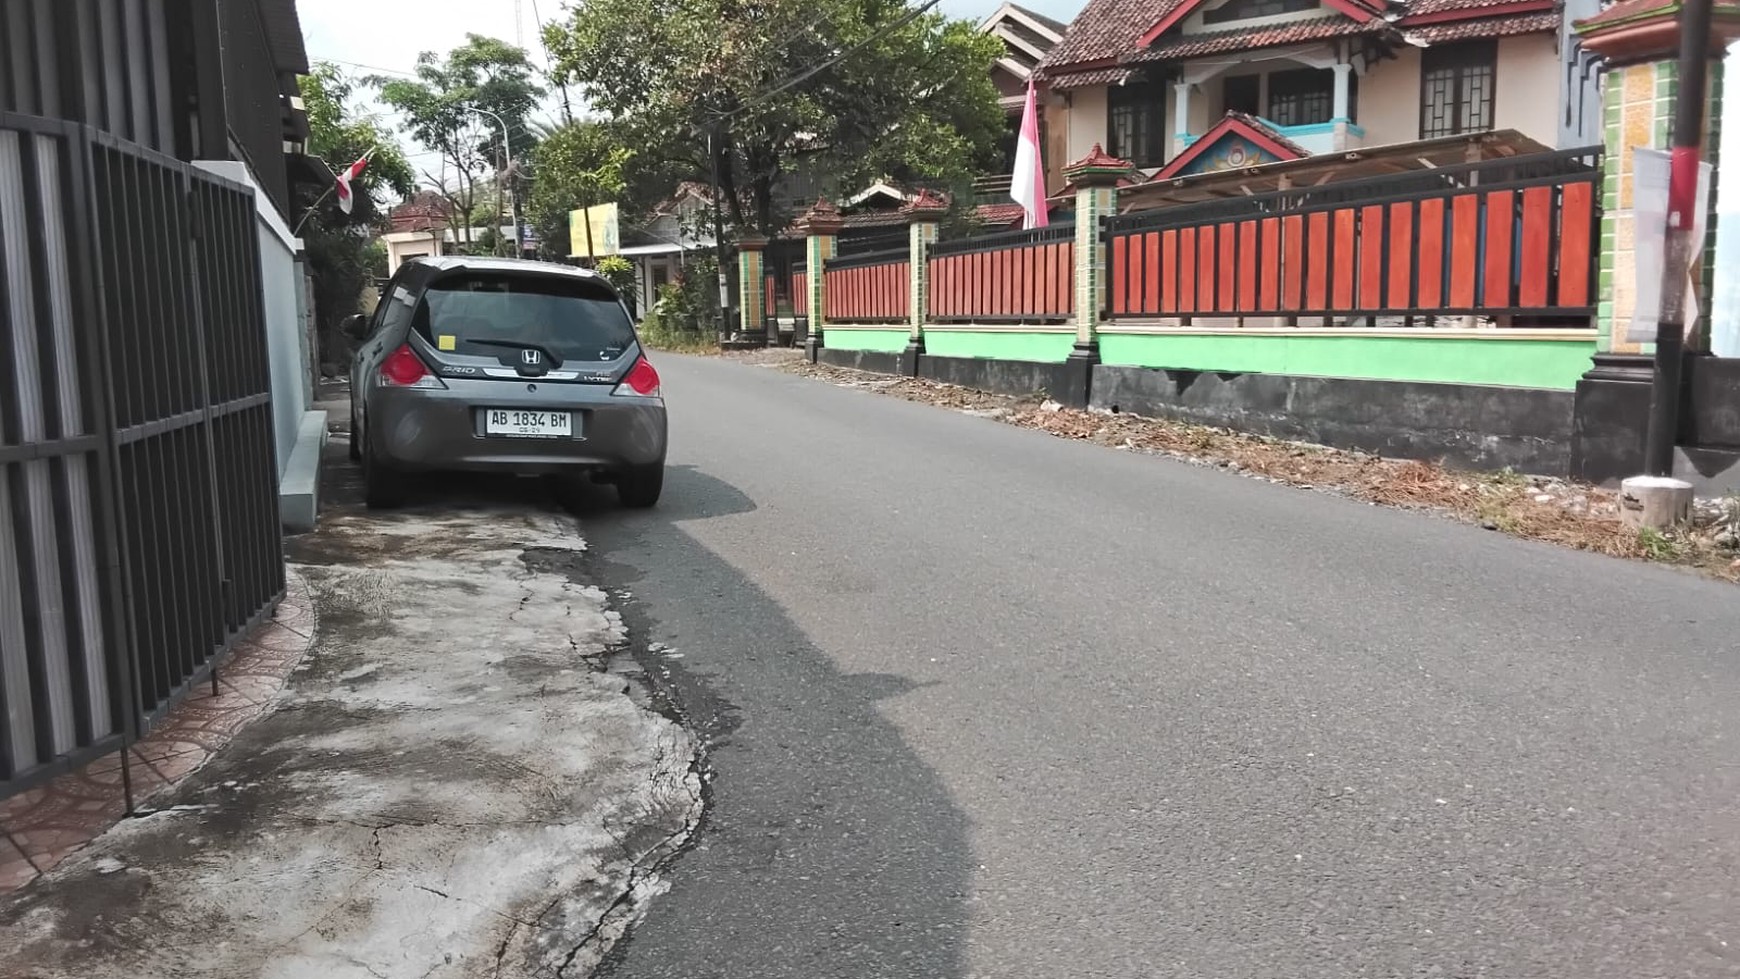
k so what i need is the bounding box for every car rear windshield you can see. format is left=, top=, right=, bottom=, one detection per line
left=415, top=273, right=635, bottom=363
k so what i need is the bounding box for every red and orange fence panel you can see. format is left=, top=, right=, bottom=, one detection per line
left=822, top=245, right=910, bottom=323
left=927, top=225, right=1075, bottom=324
left=1104, top=148, right=1601, bottom=322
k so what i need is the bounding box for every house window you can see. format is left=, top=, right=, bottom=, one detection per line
left=1108, top=77, right=1167, bottom=168
left=1420, top=41, right=1496, bottom=139
left=1223, top=74, right=1261, bottom=116
left=1266, top=68, right=1336, bottom=127
left=1202, top=0, right=1317, bottom=23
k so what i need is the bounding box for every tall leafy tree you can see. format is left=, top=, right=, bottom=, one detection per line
left=297, top=63, right=415, bottom=373
left=542, top=0, right=1005, bottom=236
left=526, top=119, right=633, bottom=262
left=373, top=35, right=545, bottom=249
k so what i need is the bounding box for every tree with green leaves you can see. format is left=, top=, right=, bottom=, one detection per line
left=297, top=63, right=416, bottom=373
left=542, top=0, right=1005, bottom=237
left=525, top=119, right=633, bottom=262
left=372, top=35, right=545, bottom=251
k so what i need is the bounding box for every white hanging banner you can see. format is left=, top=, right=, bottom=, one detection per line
left=1627, top=147, right=1713, bottom=345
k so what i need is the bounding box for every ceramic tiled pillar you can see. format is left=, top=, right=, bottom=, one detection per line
left=1579, top=3, right=1739, bottom=356
left=1596, top=60, right=1724, bottom=354
left=1568, top=0, right=1740, bottom=483
left=738, top=236, right=768, bottom=341
left=900, top=191, right=948, bottom=377
left=797, top=198, right=843, bottom=363
left=1060, top=144, right=1131, bottom=408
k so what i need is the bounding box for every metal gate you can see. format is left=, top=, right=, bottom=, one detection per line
left=0, top=112, right=285, bottom=799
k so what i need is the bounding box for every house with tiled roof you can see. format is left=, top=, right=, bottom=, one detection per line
left=1033, top=0, right=1602, bottom=190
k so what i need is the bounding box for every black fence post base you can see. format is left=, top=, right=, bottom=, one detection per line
left=1059, top=341, right=1099, bottom=409
left=1571, top=353, right=1654, bottom=484
left=900, top=337, right=924, bottom=378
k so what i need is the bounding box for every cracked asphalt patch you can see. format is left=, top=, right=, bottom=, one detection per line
left=0, top=501, right=701, bottom=979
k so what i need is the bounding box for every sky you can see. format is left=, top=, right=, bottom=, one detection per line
left=297, top=0, right=1085, bottom=175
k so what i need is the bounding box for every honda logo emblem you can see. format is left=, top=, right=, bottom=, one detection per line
left=521, top=349, right=541, bottom=366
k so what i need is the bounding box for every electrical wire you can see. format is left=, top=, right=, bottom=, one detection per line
left=710, top=0, right=947, bottom=121
left=313, top=56, right=420, bottom=78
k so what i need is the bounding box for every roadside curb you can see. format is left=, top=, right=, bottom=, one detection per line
left=0, top=567, right=318, bottom=893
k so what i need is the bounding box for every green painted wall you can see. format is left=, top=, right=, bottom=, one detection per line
left=920, top=330, right=1076, bottom=363
left=823, top=328, right=910, bottom=353
left=1097, top=332, right=1598, bottom=390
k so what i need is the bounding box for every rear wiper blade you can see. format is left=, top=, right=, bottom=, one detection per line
left=463, top=338, right=564, bottom=368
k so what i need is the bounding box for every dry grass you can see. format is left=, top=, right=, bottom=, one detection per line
left=762, top=358, right=1740, bottom=582
left=641, top=331, right=720, bottom=356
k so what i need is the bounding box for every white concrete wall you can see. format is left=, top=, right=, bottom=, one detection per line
left=1062, top=85, right=1109, bottom=164
left=1494, top=33, right=1561, bottom=145
left=1358, top=48, right=1423, bottom=146
left=1709, top=43, right=1740, bottom=356
left=385, top=233, right=442, bottom=276
left=1323, top=37, right=1561, bottom=150
left=1558, top=0, right=1604, bottom=148
left=195, top=161, right=308, bottom=480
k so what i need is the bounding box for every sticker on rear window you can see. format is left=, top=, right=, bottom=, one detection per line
left=437, top=334, right=457, bottom=351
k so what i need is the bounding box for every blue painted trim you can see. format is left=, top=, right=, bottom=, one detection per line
left=1264, top=120, right=1369, bottom=139
left=1176, top=133, right=1197, bottom=146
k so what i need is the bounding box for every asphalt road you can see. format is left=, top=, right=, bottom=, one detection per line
left=581, top=354, right=1740, bottom=979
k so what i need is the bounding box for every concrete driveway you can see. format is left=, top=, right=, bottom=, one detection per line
left=0, top=436, right=701, bottom=979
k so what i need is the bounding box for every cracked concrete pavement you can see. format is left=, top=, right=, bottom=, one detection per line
left=0, top=473, right=702, bottom=979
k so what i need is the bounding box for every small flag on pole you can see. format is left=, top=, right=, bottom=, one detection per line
left=1010, top=79, right=1048, bottom=230
left=335, top=149, right=376, bottom=215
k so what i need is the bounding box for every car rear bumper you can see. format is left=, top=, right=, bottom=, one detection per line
left=368, top=384, right=667, bottom=474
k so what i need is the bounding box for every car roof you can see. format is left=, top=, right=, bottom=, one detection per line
left=406, top=255, right=605, bottom=282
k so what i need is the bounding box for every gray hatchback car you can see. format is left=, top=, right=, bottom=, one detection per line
left=346, top=256, right=667, bottom=509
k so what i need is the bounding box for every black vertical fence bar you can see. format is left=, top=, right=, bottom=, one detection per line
left=1, top=112, right=284, bottom=799
left=60, top=118, right=140, bottom=794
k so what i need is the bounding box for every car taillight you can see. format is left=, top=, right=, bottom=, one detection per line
left=379, top=344, right=444, bottom=389
left=614, top=356, right=661, bottom=398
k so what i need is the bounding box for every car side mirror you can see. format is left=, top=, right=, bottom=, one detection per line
left=342, top=313, right=369, bottom=340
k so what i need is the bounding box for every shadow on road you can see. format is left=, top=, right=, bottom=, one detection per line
left=579, top=480, right=973, bottom=978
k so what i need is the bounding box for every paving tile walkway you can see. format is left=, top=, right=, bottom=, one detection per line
left=0, top=569, right=315, bottom=894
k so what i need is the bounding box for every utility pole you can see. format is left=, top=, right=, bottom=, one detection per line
left=1641, top=0, right=1715, bottom=476
left=707, top=124, right=733, bottom=339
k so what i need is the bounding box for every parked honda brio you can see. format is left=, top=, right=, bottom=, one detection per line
left=345, top=256, right=666, bottom=509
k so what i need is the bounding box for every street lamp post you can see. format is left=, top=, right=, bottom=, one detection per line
left=464, top=106, right=522, bottom=257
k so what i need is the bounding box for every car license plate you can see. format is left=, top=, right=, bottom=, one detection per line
left=485, top=409, right=573, bottom=438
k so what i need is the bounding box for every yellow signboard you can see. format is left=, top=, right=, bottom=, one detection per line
left=568, top=203, right=621, bottom=258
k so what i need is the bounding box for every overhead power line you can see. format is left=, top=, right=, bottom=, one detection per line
left=312, top=56, right=419, bottom=78
left=712, top=0, right=946, bottom=122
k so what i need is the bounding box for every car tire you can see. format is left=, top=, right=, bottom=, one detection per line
left=362, top=433, right=406, bottom=509
left=616, top=464, right=664, bottom=509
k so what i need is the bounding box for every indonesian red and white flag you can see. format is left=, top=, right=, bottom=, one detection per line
left=335, top=149, right=375, bottom=215
left=1010, top=79, right=1048, bottom=230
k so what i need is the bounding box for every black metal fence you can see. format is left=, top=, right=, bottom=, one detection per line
left=0, top=113, right=284, bottom=799
left=835, top=229, right=909, bottom=258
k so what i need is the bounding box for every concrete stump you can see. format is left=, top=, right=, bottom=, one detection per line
left=1619, top=475, right=1695, bottom=529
